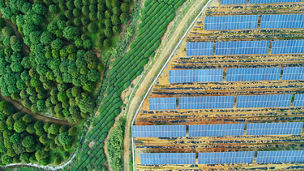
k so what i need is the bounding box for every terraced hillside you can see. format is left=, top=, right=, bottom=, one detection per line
left=132, top=0, right=304, bottom=170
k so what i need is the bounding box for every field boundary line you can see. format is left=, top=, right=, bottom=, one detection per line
left=130, top=0, right=213, bottom=170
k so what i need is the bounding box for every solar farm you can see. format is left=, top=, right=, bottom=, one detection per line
left=132, top=0, right=304, bottom=170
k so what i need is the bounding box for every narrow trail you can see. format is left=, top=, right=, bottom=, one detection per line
left=1, top=95, right=73, bottom=126
left=123, top=0, right=213, bottom=170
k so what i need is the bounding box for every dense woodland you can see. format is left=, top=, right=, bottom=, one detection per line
left=0, top=100, right=77, bottom=165
left=0, top=0, right=131, bottom=124
left=0, top=0, right=132, bottom=167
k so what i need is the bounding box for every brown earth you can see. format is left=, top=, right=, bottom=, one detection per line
left=122, top=0, right=211, bottom=170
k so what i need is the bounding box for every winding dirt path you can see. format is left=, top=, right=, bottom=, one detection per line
left=1, top=95, right=73, bottom=126
left=122, top=0, right=212, bottom=170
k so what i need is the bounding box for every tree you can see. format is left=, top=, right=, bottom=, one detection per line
left=40, top=31, right=54, bottom=45
left=32, top=4, right=47, bottom=15
left=87, top=69, right=99, bottom=82
left=79, top=96, right=95, bottom=113
left=49, top=124, right=59, bottom=134
left=49, top=4, right=59, bottom=14
left=1, top=154, right=12, bottom=164
left=120, top=13, right=128, bottom=22
left=51, top=39, right=63, bottom=51
left=58, top=132, right=73, bottom=147
left=14, top=120, right=26, bottom=133
left=121, top=3, right=129, bottom=13
left=88, top=23, right=98, bottom=33
left=63, top=27, right=80, bottom=41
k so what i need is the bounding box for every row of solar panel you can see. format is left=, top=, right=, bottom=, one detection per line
left=169, top=67, right=304, bottom=83
left=132, top=122, right=304, bottom=138
left=221, top=0, right=302, bottom=5
left=149, top=94, right=304, bottom=110
left=140, top=151, right=304, bottom=165
left=186, top=39, right=304, bottom=56
left=205, top=14, right=304, bottom=30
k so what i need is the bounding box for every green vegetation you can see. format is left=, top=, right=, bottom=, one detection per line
left=0, top=0, right=133, bottom=167
left=106, top=117, right=125, bottom=171
left=0, top=99, right=77, bottom=166
left=68, top=0, right=186, bottom=170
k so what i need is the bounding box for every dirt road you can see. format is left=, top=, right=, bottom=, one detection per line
left=122, top=0, right=211, bottom=170
left=1, top=95, right=73, bottom=126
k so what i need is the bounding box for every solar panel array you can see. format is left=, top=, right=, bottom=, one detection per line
left=141, top=153, right=196, bottom=165
left=179, top=96, right=234, bottom=109
left=250, top=0, right=302, bottom=4
left=293, top=94, right=304, bottom=107
left=282, top=67, right=304, bottom=80
left=236, top=94, right=292, bottom=108
left=149, top=97, right=176, bottom=110
left=215, top=41, right=270, bottom=55
left=186, top=42, right=213, bottom=56
left=257, top=151, right=304, bottom=164
left=246, top=122, right=303, bottom=135
left=261, top=14, right=304, bottom=29
left=221, top=0, right=247, bottom=4
left=198, top=151, right=255, bottom=164
left=204, top=15, right=259, bottom=30
left=272, top=40, right=304, bottom=54
left=132, top=125, right=186, bottom=137
left=226, top=67, right=281, bottom=81
left=169, top=69, right=224, bottom=83
left=189, top=124, right=245, bottom=137
left=221, top=0, right=301, bottom=4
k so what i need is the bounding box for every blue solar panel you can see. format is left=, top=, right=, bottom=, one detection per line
left=250, top=0, right=302, bottom=4
left=247, top=122, right=303, bottom=135
left=257, top=151, right=304, bottom=164
left=198, top=151, right=255, bottom=164
left=179, top=96, right=234, bottom=109
left=261, top=14, right=304, bottom=29
left=205, top=15, right=259, bottom=30
left=132, top=125, right=186, bottom=138
left=282, top=67, right=304, bottom=80
left=294, top=94, right=304, bottom=107
left=236, top=94, right=292, bottom=108
left=226, top=67, right=281, bottom=82
left=186, top=42, right=213, bottom=56
left=169, top=69, right=224, bottom=83
left=216, top=41, right=270, bottom=55
left=149, top=97, right=176, bottom=110
left=189, top=124, right=245, bottom=137
left=272, top=40, right=304, bottom=54
left=221, top=0, right=247, bottom=4
left=141, top=153, right=196, bottom=165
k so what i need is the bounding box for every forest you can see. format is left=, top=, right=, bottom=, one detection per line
left=0, top=0, right=133, bottom=167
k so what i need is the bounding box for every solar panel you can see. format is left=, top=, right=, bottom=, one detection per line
left=257, top=151, right=304, bottom=164
left=189, top=124, right=245, bottom=137
left=272, top=40, right=304, bottom=54
left=132, top=125, right=186, bottom=138
left=216, top=41, right=270, bottom=55
left=226, top=67, right=281, bottom=82
left=198, top=151, right=255, bottom=164
left=205, top=15, right=259, bottom=30
left=246, top=122, right=303, bottom=135
left=221, top=0, right=247, bottom=4
left=186, top=42, right=214, bottom=56
left=294, top=94, right=304, bottom=107
left=141, top=153, right=196, bottom=165
left=250, top=0, right=302, bottom=4
left=282, top=67, right=304, bottom=80
left=261, top=14, right=304, bottom=29
left=169, top=69, right=224, bottom=83
left=149, top=97, right=176, bottom=110
left=179, top=96, right=234, bottom=109
left=236, top=94, right=292, bottom=108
